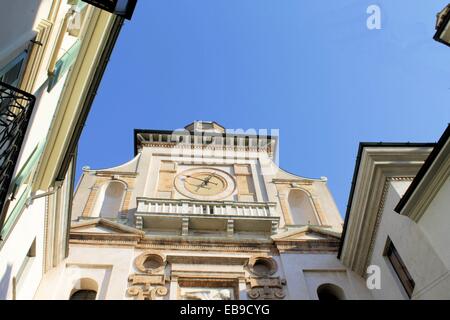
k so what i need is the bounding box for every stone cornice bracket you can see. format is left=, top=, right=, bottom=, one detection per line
left=246, top=277, right=286, bottom=300
left=127, top=251, right=169, bottom=300
left=181, top=217, right=189, bottom=236
left=127, top=274, right=168, bottom=300
left=135, top=216, right=143, bottom=230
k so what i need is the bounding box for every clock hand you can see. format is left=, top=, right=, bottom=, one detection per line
left=186, top=175, right=218, bottom=185
left=202, top=175, right=219, bottom=186
left=195, top=183, right=211, bottom=191
left=186, top=175, right=208, bottom=183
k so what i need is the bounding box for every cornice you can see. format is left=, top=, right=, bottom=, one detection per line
left=68, top=229, right=342, bottom=254
left=339, top=145, right=432, bottom=276
left=399, top=141, right=450, bottom=222
left=274, top=239, right=340, bottom=254
left=94, top=171, right=138, bottom=177
left=140, top=142, right=273, bottom=156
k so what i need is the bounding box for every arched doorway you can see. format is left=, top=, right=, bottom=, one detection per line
left=69, top=278, right=98, bottom=300
left=316, top=283, right=345, bottom=300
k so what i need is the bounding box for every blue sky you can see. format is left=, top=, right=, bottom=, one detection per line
left=77, top=0, right=450, bottom=216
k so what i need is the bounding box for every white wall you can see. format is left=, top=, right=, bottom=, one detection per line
left=0, top=198, right=46, bottom=300
left=35, top=242, right=374, bottom=300
left=368, top=180, right=450, bottom=299
left=0, top=0, right=90, bottom=301
left=35, top=245, right=135, bottom=300
left=279, top=253, right=372, bottom=300
left=418, top=177, right=450, bottom=270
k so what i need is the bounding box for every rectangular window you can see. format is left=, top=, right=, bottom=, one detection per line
left=0, top=51, right=28, bottom=87
left=384, top=238, right=415, bottom=298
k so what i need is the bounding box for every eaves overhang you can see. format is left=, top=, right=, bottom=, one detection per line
left=394, top=125, right=450, bottom=220
left=337, top=142, right=434, bottom=275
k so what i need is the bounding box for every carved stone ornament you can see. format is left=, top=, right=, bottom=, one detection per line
left=127, top=252, right=169, bottom=300
left=246, top=277, right=286, bottom=300
left=134, top=251, right=166, bottom=274
left=246, top=256, right=277, bottom=277
left=127, top=274, right=168, bottom=300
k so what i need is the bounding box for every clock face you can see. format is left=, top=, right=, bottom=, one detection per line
left=174, top=168, right=235, bottom=200
left=183, top=173, right=227, bottom=196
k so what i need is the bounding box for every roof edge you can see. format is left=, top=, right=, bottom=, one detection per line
left=337, top=141, right=436, bottom=259
left=394, top=124, right=450, bottom=214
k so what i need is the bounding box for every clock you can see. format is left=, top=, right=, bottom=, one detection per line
left=174, top=167, right=236, bottom=200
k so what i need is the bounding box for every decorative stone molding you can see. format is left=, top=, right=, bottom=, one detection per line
left=246, top=277, right=286, bottom=300
left=181, top=217, right=189, bottom=236
left=140, top=141, right=273, bottom=157
left=226, top=219, right=234, bottom=238
left=127, top=274, right=168, bottom=300
left=82, top=174, right=135, bottom=218
left=362, top=177, right=414, bottom=275
left=246, top=256, right=277, bottom=277
left=21, top=19, right=53, bottom=93
left=135, top=216, right=143, bottom=230
left=276, top=184, right=324, bottom=226
left=127, top=251, right=169, bottom=300
left=339, top=144, right=431, bottom=276
left=134, top=251, right=166, bottom=274
left=271, top=221, right=279, bottom=235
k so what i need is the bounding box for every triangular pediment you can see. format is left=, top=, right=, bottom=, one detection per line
left=272, top=226, right=341, bottom=241
left=71, top=218, right=144, bottom=236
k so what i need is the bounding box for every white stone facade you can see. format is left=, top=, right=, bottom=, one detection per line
left=36, top=121, right=374, bottom=300
left=0, top=0, right=124, bottom=300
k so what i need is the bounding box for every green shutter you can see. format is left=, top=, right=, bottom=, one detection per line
left=48, top=39, right=82, bottom=92
left=1, top=185, right=31, bottom=239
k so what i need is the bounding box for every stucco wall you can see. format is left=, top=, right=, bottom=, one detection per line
left=418, top=177, right=450, bottom=270
left=0, top=198, right=46, bottom=300
left=36, top=243, right=373, bottom=300
left=368, top=180, right=450, bottom=299
left=279, top=252, right=371, bottom=299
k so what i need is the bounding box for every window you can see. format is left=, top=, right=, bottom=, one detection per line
left=317, top=283, right=345, bottom=300
left=384, top=238, right=415, bottom=298
left=70, top=289, right=97, bottom=300
left=0, top=51, right=28, bottom=87
left=69, top=278, right=98, bottom=300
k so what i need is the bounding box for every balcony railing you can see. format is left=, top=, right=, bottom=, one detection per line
left=135, top=197, right=279, bottom=235
left=136, top=197, right=277, bottom=217
left=0, top=81, right=36, bottom=232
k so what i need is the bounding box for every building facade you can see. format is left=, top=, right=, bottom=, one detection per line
left=35, top=121, right=373, bottom=300
left=35, top=121, right=450, bottom=300
left=339, top=125, right=450, bottom=299
left=4, top=1, right=448, bottom=302
left=0, top=0, right=128, bottom=300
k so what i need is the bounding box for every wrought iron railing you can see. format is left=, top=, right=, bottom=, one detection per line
left=0, top=81, right=36, bottom=233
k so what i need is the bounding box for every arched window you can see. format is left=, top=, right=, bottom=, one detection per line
left=95, top=181, right=126, bottom=219
left=70, top=289, right=97, bottom=300
left=287, top=189, right=318, bottom=225
left=317, top=283, right=345, bottom=300
left=69, top=278, right=98, bottom=300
